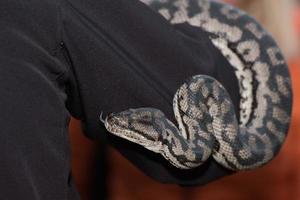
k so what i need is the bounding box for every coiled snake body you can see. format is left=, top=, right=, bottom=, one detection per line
left=101, top=0, right=293, bottom=171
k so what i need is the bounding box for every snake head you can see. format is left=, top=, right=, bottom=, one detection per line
left=104, top=108, right=164, bottom=153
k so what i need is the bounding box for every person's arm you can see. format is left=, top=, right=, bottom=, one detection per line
left=59, top=0, right=240, bottom=185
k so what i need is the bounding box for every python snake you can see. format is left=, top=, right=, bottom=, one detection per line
left=100, top=0, right=293, bottom=171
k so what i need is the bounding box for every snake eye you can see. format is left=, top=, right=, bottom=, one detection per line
left=106, top=113, right=130, bottom=129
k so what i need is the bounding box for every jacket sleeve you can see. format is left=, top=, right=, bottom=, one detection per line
left=60, top=0, right=239, bottom=185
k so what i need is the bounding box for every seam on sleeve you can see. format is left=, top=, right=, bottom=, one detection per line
left=52, top=0, right=72, bottom=80
left=54, top=0, right=86, bottom=121
left=50, top=0, right=65, bottom=56
left=57, top=0, right=65, bottom=48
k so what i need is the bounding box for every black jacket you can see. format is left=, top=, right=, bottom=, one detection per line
left=0, top=0, right=239, bottom=199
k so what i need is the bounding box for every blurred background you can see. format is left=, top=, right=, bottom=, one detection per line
left=68, top=0, right=300, bottom=199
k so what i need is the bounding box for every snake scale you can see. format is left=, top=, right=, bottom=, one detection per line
left=100, top=0, right=293, bottom=171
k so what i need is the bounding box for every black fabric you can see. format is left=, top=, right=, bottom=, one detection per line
left=0, top=0, right=239, bottom=199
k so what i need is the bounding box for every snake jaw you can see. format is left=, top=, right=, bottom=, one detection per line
left=104, top=111, right=164, bottom=153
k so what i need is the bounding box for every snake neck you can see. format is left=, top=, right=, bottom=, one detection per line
left=159, top=119, right=214, bottom=169
left=160, top=78, right=218, bottom=169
